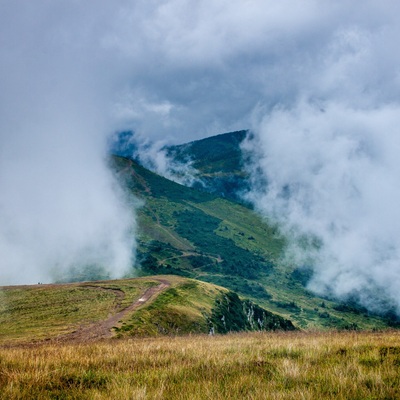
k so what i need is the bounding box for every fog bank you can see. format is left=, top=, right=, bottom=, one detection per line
left=0, top=2, right=135, bottom=284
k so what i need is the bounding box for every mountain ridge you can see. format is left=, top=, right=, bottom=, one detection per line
left=111, top=148, right=395, bottom=330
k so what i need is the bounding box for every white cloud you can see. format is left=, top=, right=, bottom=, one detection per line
left=2, top=0, right=400, bottom=312
left=206, top=0, right=400, bottom=314
left=0, top=1, right=135, bottom=284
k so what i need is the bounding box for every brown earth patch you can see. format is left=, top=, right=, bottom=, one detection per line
left=54, top=279, right=170, bottom=343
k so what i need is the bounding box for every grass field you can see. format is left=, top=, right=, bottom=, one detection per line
left=1, top=330, right=399, bottom=399
left=0, top=278, right=161, bottom=344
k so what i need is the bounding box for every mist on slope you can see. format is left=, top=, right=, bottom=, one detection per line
left=1, top=0, right=400, bottom=315
left=242, top=9, right=400, bottom=314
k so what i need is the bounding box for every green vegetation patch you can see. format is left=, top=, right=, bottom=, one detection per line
left=116, top=279, right=223, bottom=337
left=167, top=130, right=247, bottom=174
left=199, top=274, right=271, bottom=300
left=193, top=198, right=285, bottom=261
left=174, top=208, right=271, bottom=279
left=210, top=291, right=296, bottom=334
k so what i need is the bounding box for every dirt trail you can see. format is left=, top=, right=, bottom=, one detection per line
left=56, top=279, right=170, bottom=343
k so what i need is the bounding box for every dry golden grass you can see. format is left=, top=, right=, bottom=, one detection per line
left=0, top=278, right=164, bottom=344
left=1, top=330, right=400, bottom=399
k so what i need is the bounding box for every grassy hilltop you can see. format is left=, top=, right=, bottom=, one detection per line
left=0, top=276, right=294, bottom=345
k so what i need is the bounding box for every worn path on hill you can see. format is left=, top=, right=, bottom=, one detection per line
left=56, top=278, right=170, bottom=343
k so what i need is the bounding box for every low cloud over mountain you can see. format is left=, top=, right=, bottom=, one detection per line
left=1, top=0, right=400, bottom=314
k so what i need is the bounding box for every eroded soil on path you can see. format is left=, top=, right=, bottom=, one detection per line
left=55, top=279, right=170, bottom=343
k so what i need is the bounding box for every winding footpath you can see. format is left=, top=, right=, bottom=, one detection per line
left=56, top=279, right=170, bottom=343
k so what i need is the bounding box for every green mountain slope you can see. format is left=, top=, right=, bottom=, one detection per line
left=113, top=155, right=392, bottom=330
left=166, top=130, right=249, bottom=202
left=168, top=130, right=247, bottom=173
left=0, top=276, right=294, bottom=344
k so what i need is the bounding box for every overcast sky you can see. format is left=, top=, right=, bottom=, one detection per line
left=1, top=0, right=400, bottom=313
